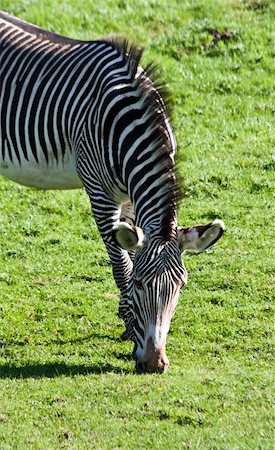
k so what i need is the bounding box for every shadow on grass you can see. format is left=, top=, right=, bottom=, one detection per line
left=54, top=332, right=123, bottom=345
left=0, top=332, right=123, bottom=348
left=0, top=361, right=133, bottom=378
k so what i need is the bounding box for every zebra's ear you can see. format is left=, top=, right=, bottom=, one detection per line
left=177, top=219, right=225, bottom=254
left=112, top=222, right=146, bottom=251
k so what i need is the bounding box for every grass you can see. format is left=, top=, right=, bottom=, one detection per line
left=0, top=0, right=274, bottom=448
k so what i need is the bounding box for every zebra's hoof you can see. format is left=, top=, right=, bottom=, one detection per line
left=117, top=310, right=124, bottom=319
left=120, top=329, right=130, bottom=341
left=132, top=342, right=138, bottom=358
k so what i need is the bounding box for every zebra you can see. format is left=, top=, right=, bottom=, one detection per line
left=0, top=11, right=225, bottom=373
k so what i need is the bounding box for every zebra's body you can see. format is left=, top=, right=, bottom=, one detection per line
left=0, top=11, right=225, bottom=373
left=0, top=12, right=130, bottom=191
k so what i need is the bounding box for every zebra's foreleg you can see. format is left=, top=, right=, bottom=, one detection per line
left=84, top=188, right=135, bottom=339
left=104, top=240, right=135, bottom=341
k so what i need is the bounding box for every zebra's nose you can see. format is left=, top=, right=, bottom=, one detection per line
left=136, top=352, right=169, bottom=374
left=136, top=356, right=169, bottom=374
left=141, top=337, right=169, bottom=373
left=145, top=354, right=169, bottom=373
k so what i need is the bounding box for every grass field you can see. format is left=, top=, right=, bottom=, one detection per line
left=0, top=0, right=274, bottom=448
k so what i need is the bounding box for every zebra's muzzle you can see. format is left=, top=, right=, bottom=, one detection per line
left=136, top=358, right=169, bottom=374
left=135, top=337, right=169, bottom=374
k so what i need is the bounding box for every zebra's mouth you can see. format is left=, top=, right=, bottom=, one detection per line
left=135, top=337, right=169, bottom=374
left=135, top=359, right=169, bottom=374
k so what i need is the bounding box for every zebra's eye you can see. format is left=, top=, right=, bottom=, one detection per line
left=133, top=279, right=143, bottom=290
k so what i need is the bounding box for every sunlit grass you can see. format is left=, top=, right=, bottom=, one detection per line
left=0, top=0, right=274, bottom=448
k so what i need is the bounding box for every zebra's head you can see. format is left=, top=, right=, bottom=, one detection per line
left=113, top=219, right=225, bottom=373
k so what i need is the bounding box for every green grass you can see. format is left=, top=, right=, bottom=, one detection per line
left=0, top=0, right=274, bottom=448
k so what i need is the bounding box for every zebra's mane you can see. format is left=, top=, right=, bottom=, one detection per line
left=101, top=36, right=172, bottom=117
left=101, top=37, right=183, bottom=240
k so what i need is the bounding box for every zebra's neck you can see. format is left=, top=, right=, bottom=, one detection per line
left=92, top=54, right=179, bottom=240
